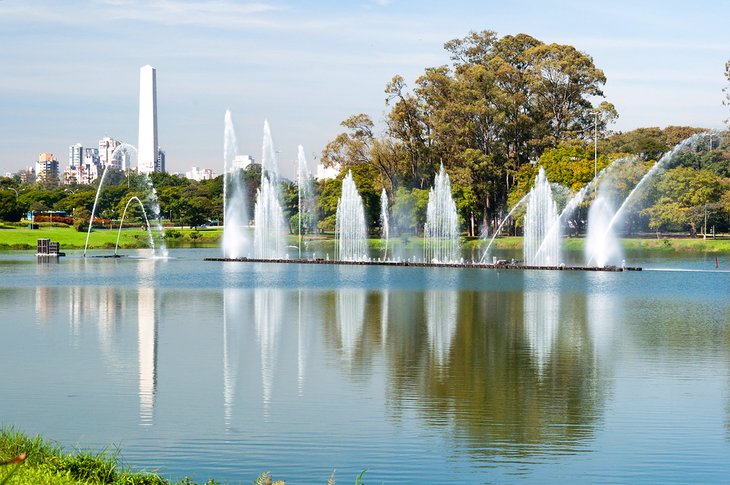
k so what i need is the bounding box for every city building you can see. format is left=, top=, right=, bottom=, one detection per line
left=186, top=166, right=214, bottom=181
left=137, top=65, right=158, bottom=174
left=155, top=148, right=165, bottom=172
left=36, top=153, right=59, bottom=185
left=316, top=161, right=340, bottom=180
left=232, top=155, right=254, bottom=171
left=99, top=136, right=121, bottom=167
left=68, top=143, right=83, bottom=169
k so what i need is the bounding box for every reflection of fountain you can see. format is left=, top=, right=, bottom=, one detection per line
left=115, top=196, right=155, bottom=255
left=423, top=164, right=460, bottom=263
left=523, top=275, right=560, bottom=373
left=223, top=288, right=253, bottom=428
left=254, top=121, right=286, bottom=259
left=425, top=290, right=458, bottom=368
left=335, top=171, right=368, bottom=261
left=380, top=189, right=390, bottom=261
left=255, top=288, right=283, bottom=417
left=336, top=288, right=366, bottom=361
left=523, top=168, right=560, bottom=266
left=223, top=110, right=251, bottom=259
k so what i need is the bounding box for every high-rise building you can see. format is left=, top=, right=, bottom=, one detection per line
left=138, top=65, right=158, bottom=174
left=232, top=155, right=254, bottom=171
left=68, top=143, right=83, bottom=168
left=36, top=153, right=59, bottom=185
left=155, top=148, right=165, bottom=173
left=185, top=166, right=214, bottom=181
left=99, top=137, right=121, bottom=167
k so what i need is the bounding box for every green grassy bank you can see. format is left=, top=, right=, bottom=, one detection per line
left=0, top=428, right=362, bottom=485
left=2, top=223, right=729, bottom=253
left=0, top=225, right=223, bottom=251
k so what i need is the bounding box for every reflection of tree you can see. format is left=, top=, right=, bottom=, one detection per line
left=384, top=289, right=606, bottom=460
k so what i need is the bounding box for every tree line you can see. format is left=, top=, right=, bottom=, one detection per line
left=1, top=31, right=729, bottom=237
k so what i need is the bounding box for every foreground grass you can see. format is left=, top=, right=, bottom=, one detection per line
left=0, top=428, right=361, bottom=485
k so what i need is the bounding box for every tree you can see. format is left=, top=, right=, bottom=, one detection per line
left=73, top=207, right=91, bottom=232
left=0, top=190, right=24, bottom=222
left=644, top=167, right=726, bottom=235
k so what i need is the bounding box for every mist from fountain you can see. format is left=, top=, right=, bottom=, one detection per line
left=222, top=111, right=251, bottom=259
left=335, top=171, right=368, bottom=261
left=380, top=189, right=390, bottom=261
left=143, top=174, right=167, bottom=258
left=296, top=145, right=316, bottom=259
left=586, top=132, right=715, bottom=266
left=423, top=164, right=460, bottom=264
left=523, top=168, right=560, bottom=266
left=253, top=120, right=286, bottom=259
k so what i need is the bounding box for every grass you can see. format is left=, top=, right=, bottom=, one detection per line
left=0, top=225, right=223, bottom=250
left=2, top=222, right=729, bottom=254
left=0, top=428, right=366, bottom=485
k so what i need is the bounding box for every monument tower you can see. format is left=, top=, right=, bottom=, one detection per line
left=137, top=65, right=158, bottom=174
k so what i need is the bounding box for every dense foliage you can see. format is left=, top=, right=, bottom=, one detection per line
left=1, top=38, right=729, bottom=238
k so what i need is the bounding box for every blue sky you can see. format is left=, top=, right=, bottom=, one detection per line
left=1, top=0, right=728, bottom=179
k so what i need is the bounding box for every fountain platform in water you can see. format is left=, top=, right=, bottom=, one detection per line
left=204, top=257, right=641, bottom=272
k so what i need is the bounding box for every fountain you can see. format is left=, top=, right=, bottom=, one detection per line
left=296, top=146, right=316, bottom=259
left=479, top=192, right=530, bottom=263
left=423, top=164, right=460, bottom=263
left=335, top=171, right=368, bottom=261
left=253, top=121, right=286, bottom=259
left=114, top=196, right=155, bottom=255
left=83, top=164, right=113, bottom=257
left=143, top=174, right=167, bottom=258
left=523, top=168, right=560, bottom=266
left=222, top=110, right=251, bottom=259
left=586, top=132, right=715, bottom=266
left=380, top=189, right=390, bottom=261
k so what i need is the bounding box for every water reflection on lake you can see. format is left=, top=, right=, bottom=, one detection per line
left=1, top=249, right=729, bottom=483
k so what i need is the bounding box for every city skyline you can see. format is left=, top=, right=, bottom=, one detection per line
left=1, top=0, right=729, bottom=179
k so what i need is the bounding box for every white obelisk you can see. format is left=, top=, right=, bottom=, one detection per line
left=137, top=65, right=158, bottom=174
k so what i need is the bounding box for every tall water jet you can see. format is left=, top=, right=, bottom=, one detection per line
left=296, top=145, right=316, bottom=259
left=143, top=173, right=167, bottom=258
left=83, top=164, right=112, bottom=257
left=335, top=171, right=368, bottom=261
left=585, top=188, right=623, bottom=267
left=424, top=164, right=460, bottom=263
left=523, top=168, right=560, bottom=266
left=253, top=120, right=285, bottom=259
left=222, top=110, right=251, bottom=259
left=380, top=189, right=390, bottom=261
left=586, top=132, right=715, bottom=266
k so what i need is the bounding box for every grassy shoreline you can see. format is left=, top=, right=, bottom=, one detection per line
left=2, top=224, right=730, bottom=253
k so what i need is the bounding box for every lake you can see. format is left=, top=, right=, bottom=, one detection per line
left=1, top=248, right=729, bottom=483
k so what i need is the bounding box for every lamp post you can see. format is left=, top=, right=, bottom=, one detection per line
left=594, top=110, right=598, bottom=179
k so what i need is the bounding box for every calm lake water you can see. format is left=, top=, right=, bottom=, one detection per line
left=1, top=248, right=729, bottom=483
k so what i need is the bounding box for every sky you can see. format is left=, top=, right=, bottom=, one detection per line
left=1, top=0, right=728, bottom=180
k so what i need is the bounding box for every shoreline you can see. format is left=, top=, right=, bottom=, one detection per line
left=1, top=225, right=730, bottom=253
